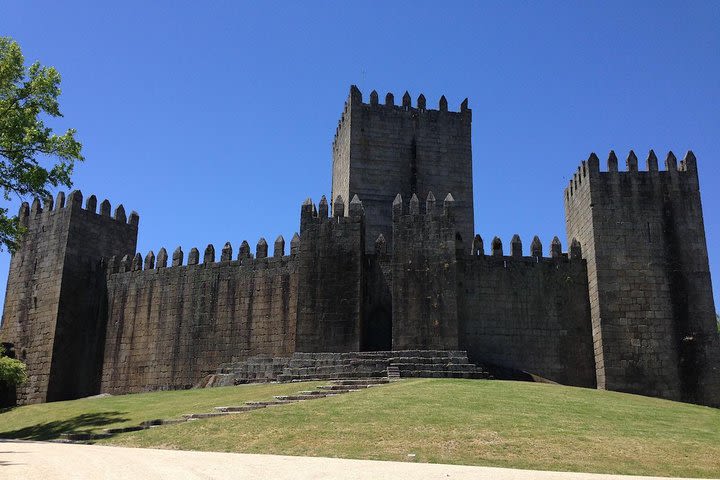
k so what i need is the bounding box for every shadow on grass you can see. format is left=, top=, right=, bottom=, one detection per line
left=0, top=411, right=130, bottom=441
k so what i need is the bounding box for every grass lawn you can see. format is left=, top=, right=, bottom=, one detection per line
left=2, top=379, right=719, bottom=477
left=0, top=382, right=321, bottom=440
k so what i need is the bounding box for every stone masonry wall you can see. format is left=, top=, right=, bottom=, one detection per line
left=391, top=193, right=460, bottom=350
left=458, top=238, right=596, bottom=387
left=0, top=191, right=137, bottom=403
left=49, top=192, right=138, bottom=401
left=565, top=151, right=720, bottom=406
left=100, top=242, right=297, bottom=394
left=332, top=86, right=474, bottom=253
left=1, top=198, right=71, bottom=404
left=295, top=195, right=365, bottom=352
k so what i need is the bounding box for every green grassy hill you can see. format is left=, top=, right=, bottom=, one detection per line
left=2, top=379, right=719, bottom=478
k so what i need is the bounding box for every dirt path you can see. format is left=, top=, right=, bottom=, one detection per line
left=0, top=440, right=698, bottom=480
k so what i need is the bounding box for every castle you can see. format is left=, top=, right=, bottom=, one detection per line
left=1, top=86, right=718, bottom=407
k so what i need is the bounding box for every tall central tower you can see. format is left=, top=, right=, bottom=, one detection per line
left=332, top=86, right=474, bottom=252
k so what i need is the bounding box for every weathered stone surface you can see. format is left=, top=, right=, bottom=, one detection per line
left=530, top=236, right=542, bottom=258
left=221, top=242, right=232, bottom=262
left=256, top=238, right=268, bottom=259
left=565, top=150, right=720, bottom=406
left=101, top=254, right=298, bottom=394
left=274, top=236, right=285, bottom=258
left=188, top=248, right=199, bottom=265
left=0, top=196, right=137, bottom=403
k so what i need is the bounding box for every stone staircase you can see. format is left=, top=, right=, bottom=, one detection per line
left=197, top=355, right=292, bottom=387
left=200, top=350, right=490, bottom=386
left=184, top=378, right=389, bottom=419
left=60, top=378, right=389, bottom=442
left=387, top=365, right=400, bottom=380
left=277, top=350, right=489, bottom=382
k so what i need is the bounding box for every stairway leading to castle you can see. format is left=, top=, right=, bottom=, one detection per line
left=203, top=350, right=490, bottom=386
left=60, top=378, right=390, bottom=441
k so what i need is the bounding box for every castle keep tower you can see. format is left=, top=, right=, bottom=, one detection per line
left=332, top=86, right=473, bottom=252
left=0, top=192, right=137, bottom=403
left=565, top=151, right=720, bottom=406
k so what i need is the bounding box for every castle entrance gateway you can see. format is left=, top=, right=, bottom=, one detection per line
left=361, top=306, right=392, bottom=351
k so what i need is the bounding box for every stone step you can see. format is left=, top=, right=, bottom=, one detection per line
left=290, top=350, right=467, bottom=360
left=60, top=432, right=112, bottom=441
left=398, top=370, right=488, bottom=379
left=394, top=362, right=477, bottom=371
left=274, top=394, right=329, bottom=401
left=280, top=370, right=386, bottom=380
left=183, top=412, right=231, bottom=419
left=104, top=425, right=146, bottom=434
left=387, top=356, right=470, bottom=365
left=286, top=360, right=390, bottom=370
left=317, top=384, right=368, bottom=391
left=331, top=378, right=389, bottom=386
left=214, top=404, right=267, bottom=413
left=245, top=400, right=296, bottom=406
left=139, top=419, right=165, bottom=427
left=153, top=419, right=187, bottom=426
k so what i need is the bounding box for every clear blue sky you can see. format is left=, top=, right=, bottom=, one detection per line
left=1, top=2, right=719, bottom=312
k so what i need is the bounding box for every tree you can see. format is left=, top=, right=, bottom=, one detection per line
left=0, top=345, right=26, bottom=388
left=0, top=36, right=83, bottom=252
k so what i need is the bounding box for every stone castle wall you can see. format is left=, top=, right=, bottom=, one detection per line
left=388, top=193, right=596, bottom=386
left=100, top=241, right=298, bottom=394
left=458, top=239, right=596, bottom=387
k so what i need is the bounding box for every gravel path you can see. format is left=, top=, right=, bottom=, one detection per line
left=0, top=440, right=698, bottom=480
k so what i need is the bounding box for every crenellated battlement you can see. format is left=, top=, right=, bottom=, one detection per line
left=106, top=235, right=299, bottom=276
left=466, top=234, right=583, bottom=263
left=390, top=191, right=455, bottom=220
left=332, top=85, right=470, bottom=149
left=299, top=194, right=364, bottom=234
left=345, top=84, right=470, bottom=113
left=564, top=150, right=699, bottom=202
left=17, top=190, right=139, bottom=228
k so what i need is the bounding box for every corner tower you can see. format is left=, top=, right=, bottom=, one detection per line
left=0, top=191, right=138, bottom=403
left=332, top=86, right=474, bottom=252
left=565, top=150, right=720, bottom=407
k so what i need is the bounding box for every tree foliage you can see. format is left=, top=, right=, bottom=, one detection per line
left=0, top=346, right=26, bottom=387
left=0, top=36, right=83, bottom=252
